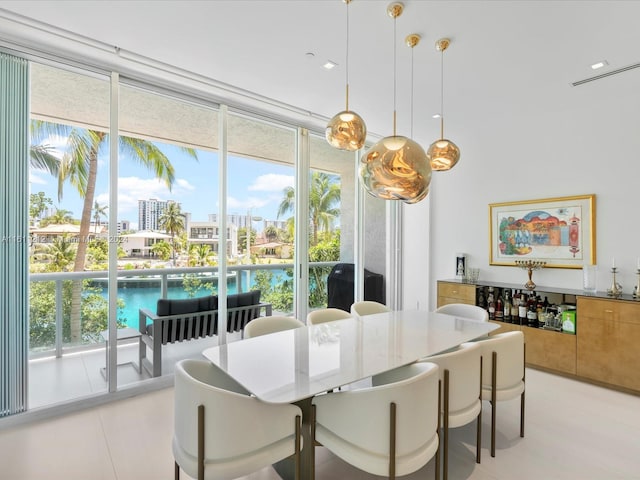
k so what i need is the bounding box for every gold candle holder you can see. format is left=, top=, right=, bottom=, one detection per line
left=515, top=260, right=546, bottom=290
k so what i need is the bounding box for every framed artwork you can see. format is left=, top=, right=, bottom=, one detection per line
left=489, top=194, right=596, bottom=269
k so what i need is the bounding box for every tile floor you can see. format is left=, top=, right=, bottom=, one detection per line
left=1, top=367, right=639, bottom=479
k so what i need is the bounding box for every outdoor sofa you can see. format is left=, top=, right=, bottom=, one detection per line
left=138, top=290, right=271, bottom=377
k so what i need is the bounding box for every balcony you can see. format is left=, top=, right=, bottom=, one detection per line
left=28, top=262, right=338, bottom=409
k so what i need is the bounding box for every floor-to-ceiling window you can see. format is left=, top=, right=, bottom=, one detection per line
left=12, top=51, right=375, bottom=417
left=307, top=134, right=356, bottom=315
left=226, top=112, right=297, bottom=316
left=28, top=61, right=112, bottom=407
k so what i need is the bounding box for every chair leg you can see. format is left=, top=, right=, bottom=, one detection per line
left=521, top=346, right=526, bottom=438
left=295, top=414, right=301, bottom=480
left=174, top=461, right=180, bottom=480
left=197, top=405, right=205, bottom=480
left=491, top=351, right=497, bottom=458
left=389, top=402, right=397, bottom=480
left=435, top=380, right=441, bottom=480
left=443, top=369, right=450, bottom=480
left=520, top=390, right=525, bottom=438
left=476, top=355, right=482, bottom=464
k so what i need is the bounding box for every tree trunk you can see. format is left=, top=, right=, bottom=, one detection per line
left=70, top=137, right=101, bottom=343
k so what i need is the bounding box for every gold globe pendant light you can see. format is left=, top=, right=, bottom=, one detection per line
left=326, top=0, right=367, bottom=151
left=427, top=38, right=461, bottom=171
left=359, top=2, right=431, bottom=204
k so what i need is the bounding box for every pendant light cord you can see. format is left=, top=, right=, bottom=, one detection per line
left=440, top=48, right=445, bottom=139
left=345, top=1, right=350, bottom=111
left=393, top=14, right=397, bottom=136
left=410, top=45, right=414, bottom=139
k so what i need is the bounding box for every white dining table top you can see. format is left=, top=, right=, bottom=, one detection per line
left=202, top=310, right=498, bottom=404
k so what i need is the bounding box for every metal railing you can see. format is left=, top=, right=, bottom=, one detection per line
left=29, top=262, right=338, bottom=358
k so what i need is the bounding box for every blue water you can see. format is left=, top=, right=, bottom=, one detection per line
left=100, top=269, right=289, bottom=328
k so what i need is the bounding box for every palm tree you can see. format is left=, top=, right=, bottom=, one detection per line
left=31, top=120, right=197, bottom=343
left=150, top=241, right=172, bottom=261
left=92, top=201, right=108, bottom=233
left=29, top=144, right=60, bottom=175
left=277, top=171, right=341, bottom=246
left=264, top=225, right=279, bottom=242
left=189, top=243, right=212, bottom=266
left=37, top=235, right=77, bottom=272
left=159, top=202, right=185, bottom=264
left=46, top=208, right=74, bottom=225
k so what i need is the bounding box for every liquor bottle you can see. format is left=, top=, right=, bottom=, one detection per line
left=495, top=291, right=504, bottom=321
left=477, top=287, right=486, bottom=310
left=536, top=294, right=544, bottom=325
left=503, top=289, right=512, bottom=323
left=518, top=291, right=528, bottom=325
left=487, top=287, right=496, bottom=320
left=510, top=289, right=519, bottom=323
left=527, top=292, right=538, bottom=327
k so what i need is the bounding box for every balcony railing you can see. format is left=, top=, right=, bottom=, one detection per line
left=29, top=262, right=339, bottom=359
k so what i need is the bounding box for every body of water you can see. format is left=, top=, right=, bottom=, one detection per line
left=97, top=269, right=290, bottom=328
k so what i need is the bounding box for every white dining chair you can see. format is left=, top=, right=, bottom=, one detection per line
left=173, top=359, right=302, bottom=480
left=475, top=331, right=525, bottom=457
left=350, top=300, right=391, bottom=316
left=307, top=307, right=352, bottom=325
left=421, top=342, right=483, bottom=480
left=312, top=362, right=440, bottom=480
left=244, top=315, right=304, bottom=338
left=436, top=303, right=489, bottom=322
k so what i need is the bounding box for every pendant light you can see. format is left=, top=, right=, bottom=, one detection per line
left=326, top=0, right=367, bottom=151
left=359, top=2, right=431, bottom=204
left=427, top=38, right=461, bottom=171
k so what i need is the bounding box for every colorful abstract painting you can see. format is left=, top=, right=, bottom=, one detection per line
left=489, top=195, right=596, bottom=268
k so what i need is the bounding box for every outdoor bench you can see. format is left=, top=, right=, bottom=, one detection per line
left=138, top=290, right=271, bottom=377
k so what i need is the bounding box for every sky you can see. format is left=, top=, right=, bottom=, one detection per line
left=29, top=136, right=296, bottom=231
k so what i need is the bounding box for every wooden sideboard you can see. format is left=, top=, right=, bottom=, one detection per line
left=437, top=279, right=640, bottom=394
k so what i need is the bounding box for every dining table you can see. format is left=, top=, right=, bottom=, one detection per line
left=202, top=309, right=498, bottom=479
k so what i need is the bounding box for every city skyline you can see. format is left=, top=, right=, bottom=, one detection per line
left=29, top=135, right=296, bottom=231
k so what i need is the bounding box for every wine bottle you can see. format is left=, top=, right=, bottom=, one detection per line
left=518, top=291, right=528, bottom=326
left=495, top=290, right=504, bottom=321
left=503, top=289, right=511, bottom=323
left=510, top=289, right=519, bottom=323
left=527, top=292, right=538, bottom=327
left=487, top=287, right=496, bottom=320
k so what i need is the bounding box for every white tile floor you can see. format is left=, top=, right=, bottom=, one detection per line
left=2, top=367, right=639, bottom=480
left=27, top=334, right=229, bottom=409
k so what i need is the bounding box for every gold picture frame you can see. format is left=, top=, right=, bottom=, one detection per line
left=489, top=194, right=596, bottom=269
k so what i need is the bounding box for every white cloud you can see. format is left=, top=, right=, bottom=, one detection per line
left=29, top=172, right=48, bottom=185
left=95, top=176, right=196, bottom=215
left=227, top=196, right=272, bottom=211
left=248, top=173, right=293, bottom=192
left=175, top=178, right=196, bottom=191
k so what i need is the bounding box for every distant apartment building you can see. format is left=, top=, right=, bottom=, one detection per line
left=184, top=213, right=239, bottom=257
left=88, top=220, right=130, bottom=235
left=263, top=219, right=288, bottom=231
left=209, top=214, right=286, bottom=232
left=138, top=199, right=178, bottom=231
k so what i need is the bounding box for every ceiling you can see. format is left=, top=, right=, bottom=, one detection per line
left=1, top=0, right=640, bottom=148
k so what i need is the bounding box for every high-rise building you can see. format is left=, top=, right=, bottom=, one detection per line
left=138, top=199, right=178, bottom=231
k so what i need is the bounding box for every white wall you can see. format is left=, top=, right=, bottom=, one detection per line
left=404, top=65, right=640, bottom=311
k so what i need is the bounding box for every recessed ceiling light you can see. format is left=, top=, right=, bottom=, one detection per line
left=432, top=113, right=441, bottom=119
left=323, top=60, right=338, bottom=70
left=591, top=60, right=608, bottom=70
left=305, top=52, right=315, bottom=59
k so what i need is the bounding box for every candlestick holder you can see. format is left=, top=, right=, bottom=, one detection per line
left=515, top=260, right=546, bottom=290
left=633, top=269, right=640, bottom=299
left=607, top=267, right=623, bottom=297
